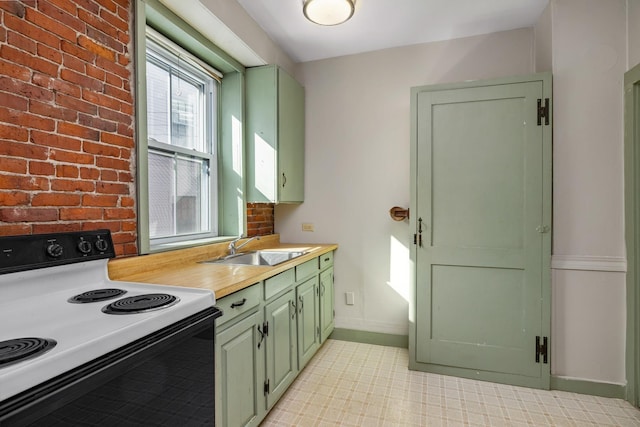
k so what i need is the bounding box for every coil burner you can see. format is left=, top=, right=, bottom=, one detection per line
left=68, top=289, right=127, bottom=303
left=0, top=338, right=57, bottom=368
left=102, top=294, right=179, bottom=314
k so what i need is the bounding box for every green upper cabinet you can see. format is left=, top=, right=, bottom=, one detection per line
left=246, top=65, right=305, bottom=203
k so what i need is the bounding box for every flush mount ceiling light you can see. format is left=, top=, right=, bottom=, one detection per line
left=303, top=0, right=355, bottom=26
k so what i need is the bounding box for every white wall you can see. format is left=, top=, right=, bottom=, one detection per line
left=545, top=0, right=627, bottom=385
left=534, top=2, right=552, bottom=72
left=196, top=0, right=299, bottom=75
left=159, top=0, right=299, bottom=76
left=276, top=28, right=534, bottom=335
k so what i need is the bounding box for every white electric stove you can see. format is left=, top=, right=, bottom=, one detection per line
left=0, top=230, right=220, bottom=426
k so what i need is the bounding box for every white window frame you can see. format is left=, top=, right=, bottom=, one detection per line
left=145, top=29, right=221, bottom=249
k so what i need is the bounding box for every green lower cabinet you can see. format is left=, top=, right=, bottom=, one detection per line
left=296, top=276, right=320, bottom=369
left=216, top=311, right=264, bottom=427
left=215, top=251, right=336, bottom=426
left=264, top=289, right=297, bottom=409
left=319, top=267, right=334, bottom=343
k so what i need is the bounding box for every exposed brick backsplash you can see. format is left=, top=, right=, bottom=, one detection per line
left=246, top=202, right=274, bottom=237
left=0, top=0, right=136, bottom=256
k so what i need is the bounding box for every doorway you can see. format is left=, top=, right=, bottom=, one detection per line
left=624, top=62, right=640, bottom=408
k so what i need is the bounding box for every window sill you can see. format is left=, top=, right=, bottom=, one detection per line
left=149, top=236, right=236, bottom=254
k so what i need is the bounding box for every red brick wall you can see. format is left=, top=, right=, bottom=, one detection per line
left=0, top=0, right=136, bottom=256
left=246, top=202, right=274, bottom=237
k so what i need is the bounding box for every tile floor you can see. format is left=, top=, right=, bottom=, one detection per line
left=261, top=339, right=640, bottom=426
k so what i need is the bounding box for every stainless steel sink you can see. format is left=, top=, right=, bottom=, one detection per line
left=202, top=250, right=308, bottom=266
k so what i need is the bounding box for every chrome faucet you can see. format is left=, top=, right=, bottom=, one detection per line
left=228, top=236, right=260, bottom=255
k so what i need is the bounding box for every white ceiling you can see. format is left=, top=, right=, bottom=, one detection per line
left=235, top=0, right=549, bottom=63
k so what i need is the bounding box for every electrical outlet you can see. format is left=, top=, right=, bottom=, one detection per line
left=345, top=292, right=355, bottom=305
left=301, top=223, right=314, bottom=232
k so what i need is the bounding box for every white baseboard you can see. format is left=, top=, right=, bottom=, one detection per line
left=551, top=255, right=627, bottom=272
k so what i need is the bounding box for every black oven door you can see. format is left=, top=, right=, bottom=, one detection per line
left=0, top=307, right=221, bottom=427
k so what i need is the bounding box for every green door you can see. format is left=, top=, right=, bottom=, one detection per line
left=264, top=290, right=297, bottom=410
left=411, top=74, right=552, bottom=388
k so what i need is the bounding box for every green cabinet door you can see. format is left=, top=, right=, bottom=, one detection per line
left=246, top=65, right=304, bottom=203
left=296, top=276, right=320, bottom=369
left=264, top=290, right=297, bottom=410
left=410, top=74, right=552, bottom=389
left=277, top=69, right=305, bottom=202
left=216, top=311, right=264, bottom=427
left=319, top=267, right=334, bottom=343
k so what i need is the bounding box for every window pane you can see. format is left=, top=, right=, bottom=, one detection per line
left=145, top=31, right=220, bottom=248
left=148, top=151, right=175, bottom=238
left=146, top=61, right=170, bottom=145
left=171, top=74, right=203, bottom=152
left=176, top=156, right=208, bottom=234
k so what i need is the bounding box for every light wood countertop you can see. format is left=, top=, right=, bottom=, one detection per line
left=108, top=235, right=337, bottom=299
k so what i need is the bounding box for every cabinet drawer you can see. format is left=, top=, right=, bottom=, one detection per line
left=319, top=251, right=334, bottom=270
left=264, top=269, right=295, bottom=300
left=216, top=284, right=260, bottom=327
left=295, top=258, right=318, bottom=281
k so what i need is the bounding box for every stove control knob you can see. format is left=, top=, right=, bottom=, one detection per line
left=46, top=243, right=64, bottom=258
left=77, top=240, right=92, bottom=254
left=95, top=238, right=109, bottom=252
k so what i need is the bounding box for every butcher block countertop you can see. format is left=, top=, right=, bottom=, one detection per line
left=108, top=234, right=338, bottom=299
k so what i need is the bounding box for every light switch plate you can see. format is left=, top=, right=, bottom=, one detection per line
left=345, top=292, right=355, bottom=305
left=302, top=223, right=314, bottom=232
